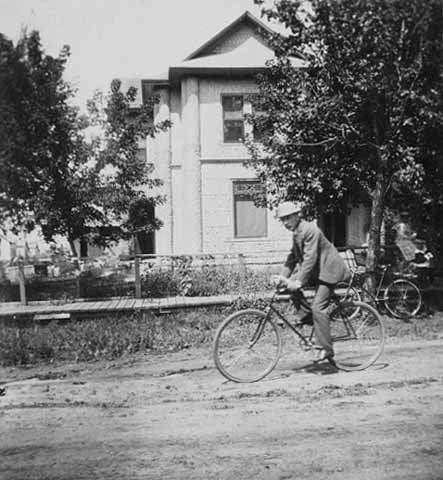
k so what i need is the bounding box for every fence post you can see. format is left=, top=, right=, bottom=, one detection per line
left=134, top=255, right=142, bottom=299
left=75, top=274, right=82, bottom=299
left=238, top=253, right=246, bottom=292
left=17, top=257, right=27, bottom=305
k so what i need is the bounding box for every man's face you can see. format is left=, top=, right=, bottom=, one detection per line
left=280, top=212, right=302, bottom=231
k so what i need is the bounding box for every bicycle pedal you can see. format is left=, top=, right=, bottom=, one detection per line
left=299, top=340, right=313, bottom=351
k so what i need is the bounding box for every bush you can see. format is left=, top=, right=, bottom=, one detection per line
left=141, top=269, right=182, bottom=297
left=141, top=266, right=271, bottom=298
left=1, top=264, right=274, bottom=302
left=79, top=272, right=133, bottom=299
left=0, top=281, right=19, bottom=302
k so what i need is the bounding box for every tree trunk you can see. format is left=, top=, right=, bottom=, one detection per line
left=80, top=237, right=88, bottom=258
left=365, top=172, right=388, bottom=293
left=365, top=100, right=388, bottom=293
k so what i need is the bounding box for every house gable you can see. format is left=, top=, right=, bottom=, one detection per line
left=185, top=11, right=274, bottom=60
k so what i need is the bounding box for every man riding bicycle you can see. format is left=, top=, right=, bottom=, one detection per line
left=272, top=201, right=351, bottom=363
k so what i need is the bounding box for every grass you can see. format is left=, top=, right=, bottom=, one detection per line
left=0, top=308, right=224, bottom=367
left=0, top=304, right=442, bottom=368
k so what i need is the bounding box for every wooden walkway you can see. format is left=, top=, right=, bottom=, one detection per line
left=0, top=293, right=283, bottom=319
left=2, top=284, right=440, bottom=320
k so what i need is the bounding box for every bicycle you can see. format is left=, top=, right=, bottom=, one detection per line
left=213, top=287, right=385, bottom=383
left=338, top=260, right=422, bottom=320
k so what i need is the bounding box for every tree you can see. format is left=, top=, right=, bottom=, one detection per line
left=247, top=0, right=443, bottom=276
left=0, top=30, right=76, bottom=232
left=0, top=30, right=170, bottom=257
left=35, top=79, right=170, bottom=257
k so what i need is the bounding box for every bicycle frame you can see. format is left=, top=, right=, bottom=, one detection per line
left=370, top=266, right=390, bottom=304
left=344, top=264, right=394, bottom=305
left=212, top=287, right=385, bottom=382
left=261, top=290, right=316, bottom=349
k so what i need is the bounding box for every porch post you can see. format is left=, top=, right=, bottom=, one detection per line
left=181, top=76, right=202, bottom=253
left=153, top=87, right=173, bottom=254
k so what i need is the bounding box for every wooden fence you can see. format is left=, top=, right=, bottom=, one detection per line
left=4, top=246, right=384, bottom=305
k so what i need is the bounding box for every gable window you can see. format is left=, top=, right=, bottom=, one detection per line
left=222, top=94, right=265, bottom=143
left=233, top=181, right=267, bottom=238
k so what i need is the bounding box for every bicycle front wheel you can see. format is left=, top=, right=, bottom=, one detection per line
left=213, top=309, right=282, bottom=383
left=330, top=301, right=385, bottom=371
left=383, top=278, right=422, bottom=319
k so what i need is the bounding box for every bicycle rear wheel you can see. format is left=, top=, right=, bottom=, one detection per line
left=213, top=309, right=282, bottom=383
left=335, top=282, right=361, bottom=318
left=329, top=301, right=385, bottom=371
left=383, top=278, right=422, bottom=319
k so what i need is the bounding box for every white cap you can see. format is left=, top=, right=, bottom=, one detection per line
left=276, top=201, right=303, bottom=218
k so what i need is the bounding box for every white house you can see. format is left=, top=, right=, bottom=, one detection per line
left=125, top=11, right=370, bottom=256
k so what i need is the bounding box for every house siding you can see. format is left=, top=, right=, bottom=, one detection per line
left=199, top=78, right=256, bottom=160
left=201, top=161, right=292, bottom=253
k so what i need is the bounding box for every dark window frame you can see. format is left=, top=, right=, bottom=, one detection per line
left=232, top=180, right=268, bottom=239
left=222, top=94, right=245, bottom=143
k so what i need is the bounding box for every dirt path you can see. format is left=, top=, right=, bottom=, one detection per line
left=1, top=336, right=443, bottom=480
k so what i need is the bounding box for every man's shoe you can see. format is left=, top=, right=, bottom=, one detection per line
left=313, top=348, right=334, bottom=364
left=292, top=312, right=313, bottom=327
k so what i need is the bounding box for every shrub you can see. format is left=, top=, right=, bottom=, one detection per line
left=141, top=269, right=182, bottom=297
left=0, top=281, right=19, bottom=302
left=141, top=266, right=271, bottom=298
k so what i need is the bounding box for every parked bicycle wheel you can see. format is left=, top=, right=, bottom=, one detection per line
left=213, top=309, right=282, bottom=383
left=383, top=278, right=422, bottom=319
left=329, top=301, right=385, bottom=371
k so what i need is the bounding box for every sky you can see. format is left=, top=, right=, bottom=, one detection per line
left=0, top=0, right=266, bottom=110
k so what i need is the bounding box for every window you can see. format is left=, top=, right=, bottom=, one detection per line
left=136, top=147, right=147, bottom=163
left=222, top=95, right=244, bottom=142
left=222, top=94, right=266, bottom=143
left=233, top=181, right=267, bottom=238
left=248, top=94, right=266, bottom=141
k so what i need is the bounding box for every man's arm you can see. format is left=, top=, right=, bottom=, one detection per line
left=280, top=265, right=292, bottom=279
left=271, top=244, right=299, bottom=288
left=272, top=245, right=302, bottom=290
left=295, top=224, right=320, bottom=286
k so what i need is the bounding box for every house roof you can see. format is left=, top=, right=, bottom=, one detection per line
left=184, top=10, right=276, bottom=61
left=119, top=10, right=305, bottom=99
left=168, top=10, right=307, bottom=83
left=169, top=33, right=306, bottom=82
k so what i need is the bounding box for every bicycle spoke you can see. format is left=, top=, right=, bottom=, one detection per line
left=213, top=310, right=282, bottom=383
left=384, top=279, right=422, bottom=318
left=330, top=301, right=385, bottom=371
left=223, top=348, right=253, bottom=372
left=353, top=310, right=376, bottom=337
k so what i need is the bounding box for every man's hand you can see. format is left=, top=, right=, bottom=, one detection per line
left=270, top=274, right=287, bottom=287
left=286, top=278, right=302, bottom=291
left=270, top=275, right=301, bottom=291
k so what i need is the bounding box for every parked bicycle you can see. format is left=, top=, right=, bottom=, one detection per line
left=213, top=287, right=385, bottom=383
left=337, top=260, right=422, bottom=320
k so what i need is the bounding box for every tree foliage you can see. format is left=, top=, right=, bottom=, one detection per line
left=0, top=30, right=76, bottom=231
left=248, top=0, right=443, bottom=265
left=0, top=30, right=170, bottom=256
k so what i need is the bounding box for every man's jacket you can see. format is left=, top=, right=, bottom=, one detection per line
left=284, top=220, right=351, bottom=287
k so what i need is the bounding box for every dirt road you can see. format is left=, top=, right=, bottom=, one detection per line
left=1, top=335, right=443, bottom=480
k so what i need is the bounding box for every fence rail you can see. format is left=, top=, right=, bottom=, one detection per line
left=5, top=245, right=410, bottom=305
